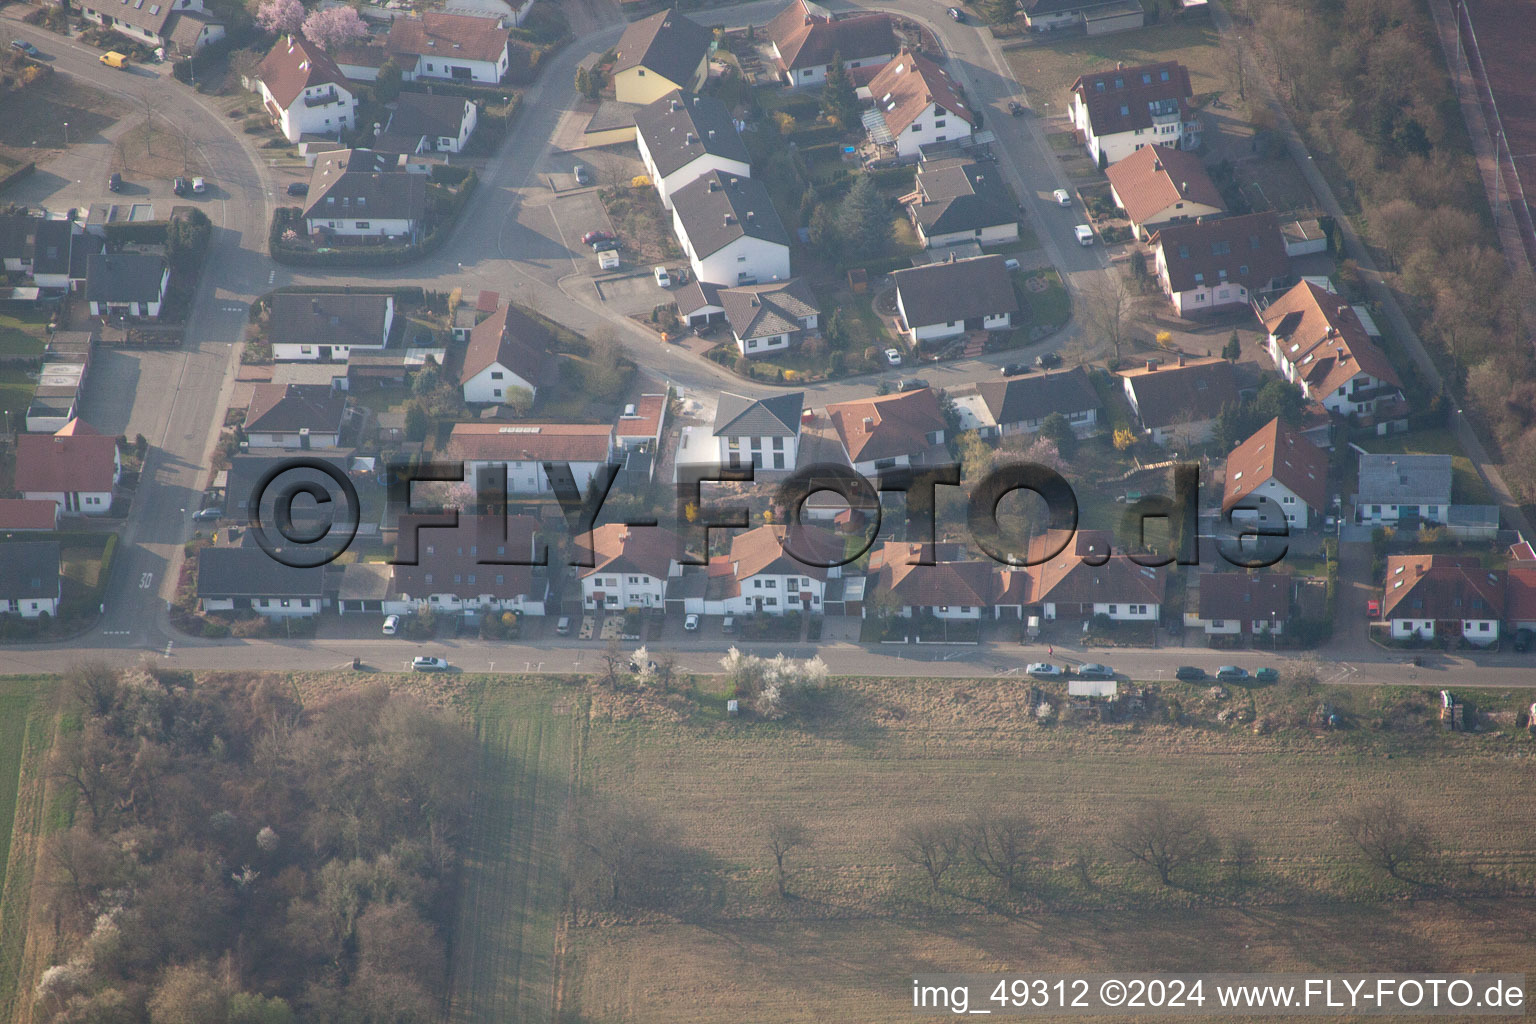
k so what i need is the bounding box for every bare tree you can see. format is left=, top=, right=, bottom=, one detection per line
left=896, top=821, right=960, bottom=893
left=766, top=816, right=808, bottom=898
left=567, top=798, right=667, bottom=907
left=598, top=638, right=627, bottom=690
left=1339, top=796, right=1431, bottom=881
left=50, top=721, right=118, bottom=824
left=1078, top=270, right=1138, bottom=365
left=137, top=85, right=163, bottom=157
left=962, top=811, right=1040, bottom=894
left=1227, top=835, right=1257, bottom=899
left=1111, top=800, right=1218, bottom=887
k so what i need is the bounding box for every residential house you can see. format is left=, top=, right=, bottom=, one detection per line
left=79, top=0, right=224, bottom=54
left=244, top=382, right=348, bottom=448
left=695, top=524, right=842, bottom=616
left=952, top=366, right=1102, bottom=438
left=1118, top=355, right=1238, bottom=445
left=268, top=292, right=394, bottom=362
left=891, top=254, right=1018, bottom=345
left=864, top=49, right=975, bottom=159
left=867, top=541, right=995, bottom=620
left=611, top=8, right=712, bottom=105
left=386, top=12, right=511, bottom=84
left=1222, top=417, right=1328, bottom=530
left=1022, top=0, right=1144, bottom=33
left=0, top=541, right=61, bottom=619
left=578, top=522, right=684, bottom=610
left=1185, top=571, right=1291, bottom=637
left=1104, top=143, right=1225, bottom=238
left=197, top=547, right=327, bottom=619
left=375, top=91, right=478, bottom=154
left=390, top=514, right=550, bottom=617
left=1506, top=565, right=1536, bottom=633
left=0, top=500, right=60, bottom=533
left=826, top=388, right=947, bottom=475
left=452, top=289, right=501, bottom=341
left=1352, top=454, right=1451, bottom=527
left=0, top=215, right=77, bottom=292
left=907, top=159, right=1019, bottom=249
left=670, top=171, right=791, bottom=286
left=447, top=422, right=616, bottom=496
left=634, top=91, right=751, bottom=209
left=333, top=39, right=390, bottom=82
left=614, top=393, right=669, bottom=451
left=676, top=278, right=819, bottom=356
left=673, top=391, right=803, bottom=481
left=303, top=149, right=429, bottom=240
left=256, top=35, right=357, bottom=144
left=16, top=419, right=120, bottom=515
left=1070, top=61, right=1200, bottom=167
left=85, top=252, right=169, bottom=318
left=1260, top=279, right=1405, bottom=421
left=764, top=0, right=896, bottom=87
left=1148, top=212, right=1289, bottom=316
left=1025, top=528, right=1165, bottom=622
left=459, top=302, right=554, bottom=404
left=1381, top=554, right=1503, bottom=645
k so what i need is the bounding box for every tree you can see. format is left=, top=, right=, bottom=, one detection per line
left=1339, top=796, right=1431, bottom=881
left=255, top=0, right=304, bottom=35
left=962, top=811, right=1040, bottom=893
left=765, top=816, right=808, bottom=897
left=1111, top=799, right=1218, bottom=886
left=1112, top=427, right=1137, bottom=451
left=821, top=51, right=859, bottom=127
left=148, top=963, right=229, bottom=1024
left=897, top=821, right=960, bottom=893
left=807, top=202, right=843, bottom=262
left=1079, top=271, right=1136, bottom=364
left=1227, top=835, right=1257, bottom=899
left=228, top=992, right=295, bottom=1024
left=374, top=59, right=402, bottom=103
left=301, top=6, right=367, bottom=50
left=404, top=402, right=428, bottom=442
left=1038, top=412, right=1077, bottom=460
left=1222, top=331, right=1242, bottom=362
left=838, top=172, right=891, bottom=259
left=136, top=85, right=163, bottom=157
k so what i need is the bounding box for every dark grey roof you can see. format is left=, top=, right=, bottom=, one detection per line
left=0, top=541, right=60, bottom=601
left=892, top=254, right=1019, bottom=328
left=717, top=279, right=819, bottom=341
left=99, top=0, right=199, bottom=38
left=1355, top=453, right=1452, bottom=505
left=197, top=546, right=326, bottom=599
left=225, top=451, right=354, bottom=523
left=269, top=292, right=392, bottom=351
left=673, top=279, right=721, bottom=316
left=31, top=221, right=73, bottom=276
left=0, top=214, right=34, bottom=261
left=671, top=171, right=790, bottom=258
left=383, top=92, right=472, bottom=146
left=304, top=149, right=428, bottom=224
left=976, top=366, right=1101, bottom=426
left=614, top=8, right=712, bottom=88
left=585, top=99, right=644, bottom=133
left=714, top=391, right=804, bottom=437
left=84, top=252, right=167, bottom=304
left=912, top=160, right=1016, bottom=236
left=245, top=383, right=347, bottom=434
left=1026, top=0, right=1126, bottom=13
left=635, top=91, right=749, bottom=178
left=69, top=234, right=104, bottom=281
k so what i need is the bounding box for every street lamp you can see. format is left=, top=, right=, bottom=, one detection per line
left=63, top=122, right=69, bottom=146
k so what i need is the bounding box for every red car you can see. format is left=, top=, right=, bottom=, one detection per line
left=582, top=230, right=615, bottom=246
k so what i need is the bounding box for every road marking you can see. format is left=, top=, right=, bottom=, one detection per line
left=102, top=630, right=131, bottom=636
left=268, top=270, right=276, bottom=284
left=163, top=640, right=174, bottom=657
left=139, top=572, right=154, bottom=590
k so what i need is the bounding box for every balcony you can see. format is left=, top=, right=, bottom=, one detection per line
left=304, top=88, right=342, bottom=108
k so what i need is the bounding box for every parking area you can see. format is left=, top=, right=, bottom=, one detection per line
left=548, top=188, right=614, bottom=253
left=593, top=270, right=667, bottom=312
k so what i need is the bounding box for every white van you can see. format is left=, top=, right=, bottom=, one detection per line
left=1074, top=224, right=1095, bottom=245
left=382, top=614, right=400, bottom=636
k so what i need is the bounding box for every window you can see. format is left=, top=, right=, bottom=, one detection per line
left=355, top=221, right=369, bottom=229
left=1239, top=265, right=1249, bottom=275
left=490, top=370, right=503, bottom=380
left=803, top=68, right=813, bottom=76
left=628, top=576, right=641, bottom=584
left=1211, top=241, right=1230, bottom=255
left=1212, top=619, right=1225, bottom=627
left=1120, top=104, right=1130, bottom=116
left=934, top=118, right=946, bottom=128
left=737, top=255, right=746, bottom=262
left=1108, top=605, right=1118, bottom=614
left=1160, top=69, right=1170, bottom=81
left=912, top=123, right=922, bottom=131
left=765, top=597, right=778, bottom=606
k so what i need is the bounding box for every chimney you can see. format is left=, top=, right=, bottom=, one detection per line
left=707, top=179, right=720, bottom=192
left=311, top=298, right=320, bottom=314
left=708, top=128, right=716, bottom=139
left=685, top=132, right=697, bottom=144
left=947, top=251, right=956, bottom=263
left=862, top=416, right=874, bottom=430
left=670, top=98, right=680, bottom=112
left=1336, top=346, right=1344, bottom=361
left=729, top=176, right=740, bottom=188
left=1180, top=180, right=1188, bottom=193
left=1145, top=359, right=1158, bottom=372
left=1153, top=159, right=1163, bottom=172
left=746, top=210, right=755, bottom=224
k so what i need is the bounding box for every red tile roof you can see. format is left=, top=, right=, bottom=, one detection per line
left=769, top=6, right=895, bottom=72
left=867, top=49, right=974, bottom=138
left=1150, top=211, right=1289, bottom=295
left=1026, top=529, right=1166, bottom=608
left=16, top=426, right=118, bottom=495
left=258, top=35, right=351, bottom=111
left=391, top=514, right=544, bottom=602
left=1222, top=417, right=1328, bottom=515
left=1380, top=554, right=1503, bottom=621
left=1104, top=144, right=1224, bottom=227
left=868, top=541, right=996, bottom=608
left=578, top=522, right=682, bottom=580
left=1195, top=571, right=1290, bottom=623
left=1262, top=280, right=1401, bottom=396
left=0, top=499, right=58, bottom=531
left=1507, top=566, right=1536, bottom=622
left=447, top=422, right=615, bottom=463
left=387, top=12, right=509, bottom=66
left=614, top=393, right=667, bottom=443
left=827, top=387, right=946, bottom=463
left=1071, top=60, right=1192, bottom=137
left=460, top=303, right=554, bottom=388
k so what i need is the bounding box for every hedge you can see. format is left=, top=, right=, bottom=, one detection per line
left=268, top=171, right=479, bottom=267
left=103, top=221, right=171, bottom=245
left=399, top=79, right=518, bottom=105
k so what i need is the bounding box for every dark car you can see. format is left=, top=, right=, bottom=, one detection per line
left=1036, top=352, right=1063, bottom=369
left=1255, top=667, right=1280, bottom=683
left=896, top=378, right=930, bottom=393
left=1216, top=666, right=1251, bottom=682
left=1008, top=100, right=1025, bottom=117
left=108, top=172, right=123, bottom=193
left=193, top=506, right=223, bottom=522
left=172, top=176, right=190, bottom=196
left=591, top=238, right=619, bottom=252
left=11, top=40, right=42, bottom=58
left=1000, top=362, right=1031, bottom=377
left=1175, top=666, right=1206, bottom=681
left=1515, top=628, right=1534, bottom=652
left=573, top=163, right=592, bottom=185
left=286, top=181, right=309, bottom=197
left=1075, top=663, right=1116, bottom=681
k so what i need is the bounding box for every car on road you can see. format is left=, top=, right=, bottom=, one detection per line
left=1035, top=352, right=1062, bottom=369
left=684, top=613, right=700, bottom=631
left=582, top=229, right=615, bottom=246
left=947, top=6, right=965, bottom=20
left=381, top=615, right=401, bottom=636
left=1255, top=667, right=1280, bottom=683
left=573, top=163, right=592, bottom=185
left=1053, top=188, right=1072, bottom=206
left=1000, top=363, right=1031, bottom=376
left=1074, top=224, right=1095, bottom=245
left=173, top=176, right=190, bottom=196
left=108, top=172, right=123, bottom=193
left=653, top=265, right=671, bottom=287
left=884, top=347, right=903, bottom=366
left=193, top=506, right=222, bottom=521
left=286, top=181, right=308, bottom=197
left=1075, top=663, right=1116, bottom=680
left=100, top=50, right=129, bottom=69
left=192, top=176, right=207, bottom=194
left=896, top=378, right=930, bottom=393
left=1366, top=599, right=1380, bottom=617
left=1215, top=666, right=1250, bottom=682
left=1175, top=666, right=1206, bottom=681
left=1008, top=100, right=1025, bottom=117
left=1027, top=662, right=1063, bottom=678
left=411, top=656, right=449, bottom=672
left=11, top=40, right=42, bottom=58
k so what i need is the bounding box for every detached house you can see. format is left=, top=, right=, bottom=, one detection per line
left=1026, top=528, right=1165, bottom=623
left=268, top=292, right=393, bottom=362
left=1261, top=280, right=1405, bottom=420
left=952, top=366, right=1102, bottom=438
left=635, top=91, right=751, bottom=209
left=1104, top=143, right=1224, bottom=238
left=865, top=49, right=975, bottom=159
left=15, top=420, right=120, bottom=515
left=0, top=542, right=62, bottom=619
left=390, top=514, right=550, bottom=618
left=256, top=35, right=356, bottom=144
left=907, top=159, right=1019, bottom=249
left=1352, top=454, right=1452, bottom=527
left=447, top=422, right=615, bottom=496
left=375, top=92, right=478, bottom=155
left=0, top=215, right=78, bottom=292
left=244, top=382, right=348, bottom=448
left=1070, top=61, right=1200, bottom=167
left=1023, top=0, right=1144, bottom=34
left=386, top=12, right=511, bottom=84
left=696, top=524, right=842, bottom=616
left=891, top=254, right=1018, bottom=344
left=675, top=278, right=819, bottom=356
left=579, top=523, right=685, bottom=610
left=1149, top=212, right=1289, bottom=316
left=1222, top=417, right=1329, bottom=530
left=85, top=252, right=169, bottom=318
left=673, top=391, right=804, bottom=480
left=459, top=302, right=554, bottom=404
left=1381, top=554, right=1503, bottom=645
left=868, top=541, right=996, bottom=620
left=764, top=0, right=896, bottom=87
left=1185, top=571, right=1291, bottom=637
left=198, top=547, right=327, bottom=620
left=671, top=171, right=791, bottom=286
left=1118, top=355, right=1238, bottom=446
left=611, top=8, right=712, bottom=105
left=303, top=149, right=428, bottom=241
left=827, top=388, right=947, bottom=475
left=80, top=0, right=223, bottom=54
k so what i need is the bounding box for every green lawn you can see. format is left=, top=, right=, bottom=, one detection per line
left=0, top=308, right=48, bottom=359
left=0, top=366, right=36, bottom=433
left=0, top=678, right=56, bottom=1021
left=1018, top=267, right=1070, bottom=331
left=1358, top=429, right=1496, bottom=506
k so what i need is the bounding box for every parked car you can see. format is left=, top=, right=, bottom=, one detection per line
left=10, top=40, right=42, bottom=58
left=172, top=176, right=190, bottom=196
left=193, top=506, right=222, bottom=522
left=1074, top=223, right=1095, bottom=245
left=573, top=163, right=592, bottom=185
left=1255, top=667, right=1280, bottom=683
left=99, top=51, right=129, bottom=69
left=582, top=229, right=616, bottom=245
left=108, top=172, right=123, bottom=193
left=1035, top=352, right=1063, bottom=369
left=591, top=238, right=619, bottom=252
left=1000, top=362, right=1031, bottom=377
left=411, top=656, right=450, bottom=672
left=381, top=615, right=401, bottom=636
left=1175, top=665, right=1206, bottom=681
left=1003, top=258, right=1021, bottom=271
left=684, top=613, right=700, bottom=631
left=947, top=6, right=965, bottom=20
left=884, top=347, right=903, bottom=366
left=896, top=378, right=930, bottom=393
left=1027, top=662, right=1063, bottom=679
left=1514, top=628, right=1534, bottom=652
left=286, top=181, right=309, bottom=197
left=722, top=615, right=736, bottom=635
left=192, top=176, right=207, bottom=194
left=1366, top=599, right=1380, bottom=617
left=1053, top=188, right=1072, bottom=206
left=555, top=615, right=572, bottom=635
left=1215, top=666, right=1250, bottom=682
left=653, top=265, right=671, bottom=287
left=1008, top=100, right=1025, bottom=117
left=1075, top=663, right=1116, bottom=680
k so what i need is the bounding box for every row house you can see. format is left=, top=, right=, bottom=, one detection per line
left=447, top=422, right=616, bottom=497
left=579, top=523, right=685, bottom=610
left=390, top=514, right=550, bottom=617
